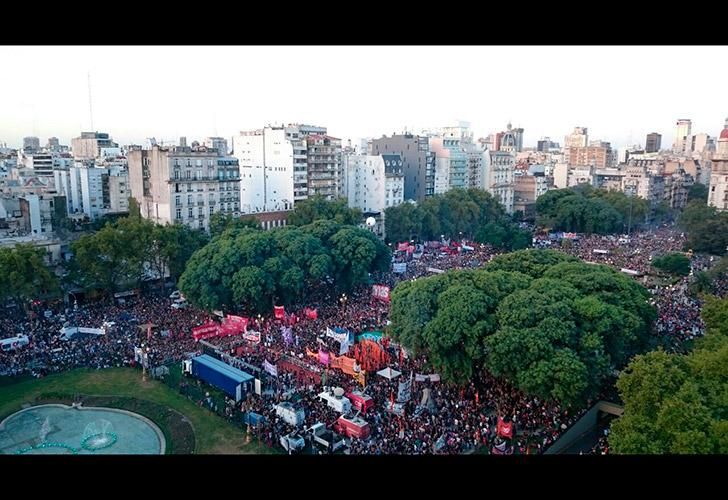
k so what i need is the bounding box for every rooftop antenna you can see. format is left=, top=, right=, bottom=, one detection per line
left=87, top=71, right=95, bottom=132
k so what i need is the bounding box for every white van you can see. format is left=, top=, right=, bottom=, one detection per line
left=1, top=335, right=30, bottom=352
left=317, top=387, right=352, bottom=414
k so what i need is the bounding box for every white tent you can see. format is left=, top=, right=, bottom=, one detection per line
left=376, top=367, right=402, bottom=380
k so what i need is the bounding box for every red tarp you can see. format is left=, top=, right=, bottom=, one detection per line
left=274, top=305, right=285, bottom=320
left=397, top=242, right=409, bottom=251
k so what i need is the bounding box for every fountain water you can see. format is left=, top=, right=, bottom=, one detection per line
left=39, top=417, right=51, bottom=442
left=81, top=419, right=117, bottom=451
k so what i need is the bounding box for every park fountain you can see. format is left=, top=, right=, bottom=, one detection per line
left=80, top=419, right=118, bottom=451
left=39, top=417, right=52, bottom=442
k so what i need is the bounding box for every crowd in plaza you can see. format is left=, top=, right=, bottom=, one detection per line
left=1, top=225, right=717, bottom=455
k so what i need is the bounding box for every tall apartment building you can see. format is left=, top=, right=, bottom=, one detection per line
left=564, top=143, right=613, bottom=169
left=708, top=118, right=728, bottom=211
left=23, top=137, right=40, bottom=153
left=232, top=127, right=293, bottom=214
left=71, top=132, right=119, bottom=160
left=673, top=119, right=692, bottom=154
left=428, top=136, right=467, bottom=190
left=564, top=127, right=589, bottom=149
left=18, top=151, right=54, bottom=177
left=343, top=154, right=404, bottom=214
left=306, top=135, right=342, bottom=199
left=645, top=133, right=662, bottom=153
left=370, top=134, right=435, bottom=201
left=203, top=137, right=229, bottom=156
left=128, top=145, right=240, bottom=231
left=487, top=151, right=515, bottom=214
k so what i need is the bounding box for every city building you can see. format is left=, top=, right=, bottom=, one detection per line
left=23, top=137, right=40, bottom=153
left=486, top=151, right=515, bottom=214
left=645, top=133, right=662, bottom=153
left=370, top=134, right=435, bottom=201
left=203, top=137, right=229, bottom=156
left=673, top=119, right=692, bottom=154
left=46, top=137, right=60, bottom=152
left=342, top=153, right=404, bottom=237
left=128, top=145, right=240, bottom=231
left=17, top=151, right=54, bottom=177
left=564, top=143, right=613, bottom=169
left=708, top=118, right=728, bottom=211
left=306, top=135, right=342, bottom=199
left=428, top=136, right=467, bottom=190
left=232, top=127, right=292, bottom=215
left=71, top=132, right=119, bottom=160
left=564, top=127, right=589, bottom=149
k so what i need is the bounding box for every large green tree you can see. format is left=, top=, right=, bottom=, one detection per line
left=179, top=223, right=389, bottom=314
left=678, top=201, right=728, bottom=256
left=388, top=250, right=654, bottom=406
left=288, top=196, right=362, bottom=227
left=384, top=188, right=523, bottom=245
left=652, top=253, right=691, bottom=276
left=0, top=244, right=59, bottom=308
left=610, top=296, right=728, bottom=454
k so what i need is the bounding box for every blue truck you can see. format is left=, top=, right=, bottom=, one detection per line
left=186, top=354, right=254, bottom=402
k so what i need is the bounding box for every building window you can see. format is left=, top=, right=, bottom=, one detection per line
left=187, top=207, right=193, bottom=217
left=176, top=208, right=182, bottom=219
left=186, top=170, right=191, bottom=179
left=175, top=195, right=181, bottom=206
left=198, top=207, right=203, bottom=216
left=174, top=170, right=180, bottom=180
left=196, top=159, right=202, bottom=167
left=187, top=195, right=193, bottom=204
left=199, top=220, right=204, bottom=229
left=209, top=206, right=214, bottom=215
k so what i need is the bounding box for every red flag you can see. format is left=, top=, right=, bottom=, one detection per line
left=274, top=305, right=285, bottom=320
left=497, top=417, right=513, bottom=439
left=475, top=391, right=479, bottom=406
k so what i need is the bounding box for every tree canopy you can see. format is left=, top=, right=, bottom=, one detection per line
left=388, top=249, right=655, bottom=406
left=69, top=218, right=208, bottom=295
left=287, top=196, right=362, bottom=227
left=652, top=253, right=691, bottom=276
left=0, top=244, right=59, bottom=307
left=678, top=201, right=728, bottom=256
left=179, top=222, right=390, bottom=314
left=384, top=188, right=528, bottom=249
left=536, top=186, right=649, bottom=234
left=610, top=295, right=728, bottom=454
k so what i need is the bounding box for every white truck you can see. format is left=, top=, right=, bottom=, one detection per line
left=307, top=423, right=346, bottom=453
left=274, top=402, right=306, bottom=427
left=317, top=387, right=352, bottom=414
left=279, top=432, right=306, bottom=454
left=0, top=335, right=29, bottom=352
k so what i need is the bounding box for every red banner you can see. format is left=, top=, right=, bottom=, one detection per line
left=497, top=417, right=514, bottom=439
left=372, top=285, right=390, bottom=303
left=397, top=242, right=409, bottom=251
left=192, top=322, right=220, bottom=341
left=274, top=305, right=285, bottom=320
left=304, top=308, right=318, bottom=320
left=242, top=330, right=261, bottom=344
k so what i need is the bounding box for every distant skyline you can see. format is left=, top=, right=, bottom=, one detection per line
left=1, top=46, right=726, bottom=151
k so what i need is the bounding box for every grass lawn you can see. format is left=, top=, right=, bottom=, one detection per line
left=0, top=368, right=275, bottom=455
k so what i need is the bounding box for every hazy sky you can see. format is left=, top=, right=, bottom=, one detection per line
left=1, top=46, right=726, bottom=150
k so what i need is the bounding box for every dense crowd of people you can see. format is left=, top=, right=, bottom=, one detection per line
left=1, top=225, right=718, bottom=455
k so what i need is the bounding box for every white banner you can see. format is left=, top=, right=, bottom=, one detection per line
left=263, top=360, right=278, bottom=377
left=397, top=374, right=413, bottom=402
left=243, top=330, right=261, bottom=344
left=393, top=262, right=407, bottom=274
left=254, top=378, right=262, bottom=396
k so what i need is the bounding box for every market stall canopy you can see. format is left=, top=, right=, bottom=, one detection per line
left=376, top=367, right=402, bottom=380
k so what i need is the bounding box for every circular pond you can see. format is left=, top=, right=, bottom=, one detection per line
left=0, top=404, right=165, bottom=455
